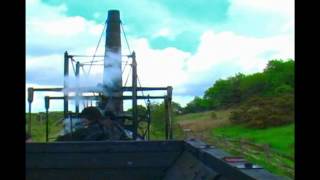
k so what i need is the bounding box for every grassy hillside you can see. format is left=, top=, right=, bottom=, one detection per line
left=213, top=124, right=294, bottom=156
left=172, top=109, right=294, bottom=178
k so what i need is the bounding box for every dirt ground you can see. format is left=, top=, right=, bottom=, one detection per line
left=177, top=109, right=232, bottom=133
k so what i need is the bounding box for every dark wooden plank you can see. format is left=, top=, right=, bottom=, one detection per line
left=26, top=140, right=184, bottom=153
left=163, top=151, right=221, bottom=180
left=27, top=152, right=180, bottom=169
left=27, top=168, right=166, bottom=180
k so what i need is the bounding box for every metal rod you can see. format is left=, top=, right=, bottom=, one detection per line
left=132, top=51, right=138, bottom=139
left=122, top=87, right=168, bottom=91
left=164, top=97, right=169, bottom=140
left=69, top=113, right=73, bottom=140
left=167, top=86, right=173, bottom=139
left=69, top=54, right=131, bottom=57
left=45, top=110, right=49, bottom=143
left=147, top=100, right=151, bottom=140
left=47, top=95, right=166, bottom=100
left=168, top=99, right=173, bottom=139
left=27, top=87, right=33, bottom=138
left=30, top=86, right=168, bottom=93
left=33, top=88, right=63, bottom=91
left=45, top=96, right=50, bottom=143
left=64, top=51, right=69, bottom=117
left=28, top=102, right=32, bottom=138
left=75, top=61, right=80, bottom=114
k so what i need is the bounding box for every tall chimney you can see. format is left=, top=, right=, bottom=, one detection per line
left=103, top=10, right=123, bottom=115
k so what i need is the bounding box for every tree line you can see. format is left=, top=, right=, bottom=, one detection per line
left=183, top=59, right=294, bottom=113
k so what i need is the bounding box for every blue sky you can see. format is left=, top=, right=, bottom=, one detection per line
left=26, top=0, right=294, bottom=112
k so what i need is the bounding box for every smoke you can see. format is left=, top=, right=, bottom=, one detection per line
left=62, top=49, right=122, bottom=95
left=102, top=49, right=122, bottom=113
left=59, top=49, right=122, bottom=116
left=59, top=117, right=83, bottom=135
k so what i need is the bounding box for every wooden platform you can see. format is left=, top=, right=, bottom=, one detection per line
left=26, top=140, right=286, bottom=180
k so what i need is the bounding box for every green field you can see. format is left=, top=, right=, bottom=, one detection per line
left=212, top=123, right=295, bottom=156
left=26, top=112, right=64, bottom=142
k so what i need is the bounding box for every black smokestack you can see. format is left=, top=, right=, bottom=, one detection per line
left=105, top=10, right=121, bottom=50
left=103, top=10, right=123, bottom=115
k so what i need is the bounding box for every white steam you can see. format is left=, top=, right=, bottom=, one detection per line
left=103, top=49, right=122, bottom=90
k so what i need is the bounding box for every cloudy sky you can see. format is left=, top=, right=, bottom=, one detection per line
left=26, top=0, right=294, bottom=112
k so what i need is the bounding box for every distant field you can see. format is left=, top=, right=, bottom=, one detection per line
left=175, top=109, right=232, bottom=132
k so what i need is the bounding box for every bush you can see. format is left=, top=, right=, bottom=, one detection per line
left=230, top=94, right=294, bottom=128
left=274, top=84, right=293, bottom=95
left=230, top=110, right=245, bottom=123
left=210, top=111, right=217, bottom=120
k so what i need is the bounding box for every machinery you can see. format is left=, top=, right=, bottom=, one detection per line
left=26, top=10, right=287, bottom=180
left=27, top=10, right=173, bottom=141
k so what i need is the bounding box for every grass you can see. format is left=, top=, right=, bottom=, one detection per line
left=26, top=112, right=64, bottom=142
left=212, top=123, right=295, bottom=156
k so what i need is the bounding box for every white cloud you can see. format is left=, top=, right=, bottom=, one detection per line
left=130, top=38, right=191, bottom=87
left=26, top=0, right=294, bottom=112
left=217, top=0, right=294, bottom=37
left=230, top=0, right=294, bottom=17
left=26, top=0, right=104, bottom=56
left=153, top=28, right=173, bottom=38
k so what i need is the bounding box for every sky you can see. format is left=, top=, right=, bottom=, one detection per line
left=26, top=0, right=294, bottom=112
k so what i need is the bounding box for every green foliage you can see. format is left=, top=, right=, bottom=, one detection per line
left=274, top=84, right=294, bottom=95
left=263, top=59, right=295, bottom=95
left=126, top=105, right=148, bottom=121
left=149, top=101, right=183, bottom=139
left=183, top=96, right=209, bottom=113
left=183, top=59, right=294, bottom=114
